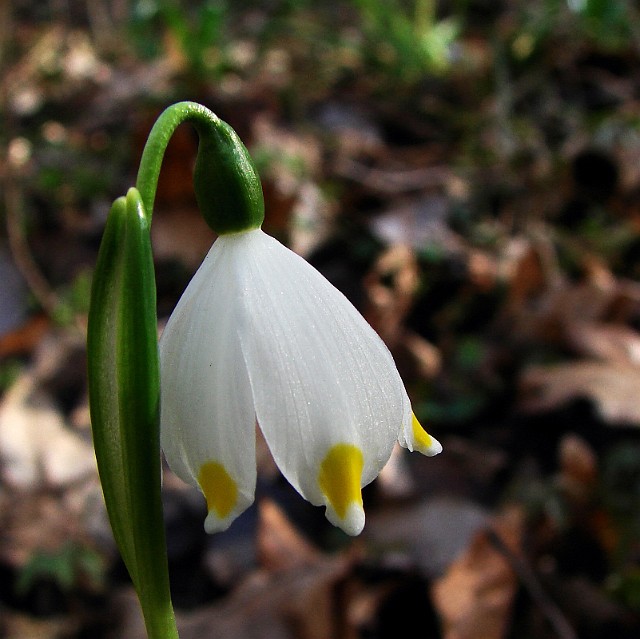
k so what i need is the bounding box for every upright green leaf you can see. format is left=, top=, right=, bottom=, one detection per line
left=87, top=188, right=178, bottom=639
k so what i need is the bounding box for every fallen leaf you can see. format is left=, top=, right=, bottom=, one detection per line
left=256, top=498, right=321, bottom=572
left=431, top=508, right=523, bottom=639
left=151, top=205, right=215, bottom=270
left=111, top=554, right=354, bottom=639
left=1, top=610, right=80, bottom=639
left=365, top=496, right=490, bottom=579
left=0, top=314, right=49, bottom=358
left=0, top=479, right=104, bottom=568
left=558, top=433, right=598, bottom=492
left=565, top=321, right=640, bottom=365
left=520, top=361, right=640, bottom=425
left=0, top=373, right=96, bottom=489
left=497, top=236, right=640, bottom=349
left=370, top=195, right=463, bottom=253
left=502, top=237, right=550, bottom=308
left=363, top=243, right=442, bottom=380
left=363, top=243, right=420, bottom=347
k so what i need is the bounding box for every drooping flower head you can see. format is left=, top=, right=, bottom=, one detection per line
left=159, top=118, right=441, bottom=537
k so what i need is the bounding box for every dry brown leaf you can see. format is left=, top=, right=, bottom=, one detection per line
left=1, top=610, right=80, bottom=639
left=370, top=195, right=463, bottom=253
left=363, top=243, right=442, bottom=379
left=497, top=235, right=640, bottom=351
left=555, top=433, right=598, bottom=512
left=520, top=361, right=640, bottom=425
left=468, top=248, right=499, bottom=292
left=502, top=279, right=617, bottom=347
left=363, top=243, right=420, bottom=348
left=558, top=276, right=636, bottom=326
left=0, top=479, right=103, bottom=568
left=0, top=373, right=96, bottom=489
left=510, top=261, right=640, bottom=425
left=251, top=114, right=327, bottom=256
left=0, top=314, right=49, bottom=358
left=151, top=206, right=216, bottom=271
left=343, top=580, right=396, bottom=636
left=217, top=555, right=351, bottom=639
left=112, top=554, right=354, bottom=639
left=400, top=330, right=442, bottom=380
left=365, top=497, right=490, bottom=580
left=564, top=321, right=640, bottom=364
left=558, top=433, right=598, bottom=489
left=431, top=508, right=523, bottom=639
left=256, top=497, right=321, bottom=572
left=502, top=238, right=550, bottom=307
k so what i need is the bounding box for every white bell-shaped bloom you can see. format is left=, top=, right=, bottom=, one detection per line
left=160, top=228, right=441, bottom=536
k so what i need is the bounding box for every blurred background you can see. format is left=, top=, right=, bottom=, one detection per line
left=2, top=0, right=640, bottom=637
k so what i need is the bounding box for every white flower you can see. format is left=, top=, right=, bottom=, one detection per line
left=160, top=228, right=441, bottom=536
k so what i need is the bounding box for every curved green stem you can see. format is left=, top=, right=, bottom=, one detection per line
left=135, top=101, right=264, bottom=234
left=136, top=102, right=218, bottom=221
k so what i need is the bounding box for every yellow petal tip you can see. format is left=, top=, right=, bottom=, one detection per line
left=411, top=413, right=442, bottom=456
left=318, top=443, right=365, bottom=535
left=198, top=460, right=238, bottom=532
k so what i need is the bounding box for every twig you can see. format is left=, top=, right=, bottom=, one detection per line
left=0, top=2, right=60, bottom=322
left=4, top=176, right=61, bottom=319
left=335, top=157, right=450, bottom=194
left=486, top=528, right=579, bottom=639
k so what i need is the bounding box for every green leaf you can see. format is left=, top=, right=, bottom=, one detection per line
left=87, top=187, right=178, bottom=639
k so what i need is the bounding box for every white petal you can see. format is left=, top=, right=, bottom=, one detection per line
left=160, top=239, right=256, bottom=533
left=398, top=406, right=443, bottom=457
left=325, top=502, right=365, bottom=536
left=232, top=230, right=406, bottom=514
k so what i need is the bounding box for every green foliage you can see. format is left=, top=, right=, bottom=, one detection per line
left=122, top=0, right=469, bottom=94
left=568, top=0, right=635, bottom=49
left=454, top=335, right=486, bottom=371
left=16, top=542, right=105, bottom=596
left=417, top=393, right=486, bottom=424
left=129, top=0, right=230, bottom=76
left=0, top=359, right=23, bottom=393
left=251, top=144, right=310, bottom=182
left=599, top=443, right=640, bottom=611
left=36, top=160, right=112, bottom=205
left=601, top=443, right=640, bottom=528
left=52, top=268, right=93, bottom=327
left=609, top=568, right=640, bottom=613
left=35, top=132, right=126, bottom=211
left=512, top=0, right=637, bottom=61
left=353, top=0, right=459, bottom=81
left=416, top=339, right=493, bottom=425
